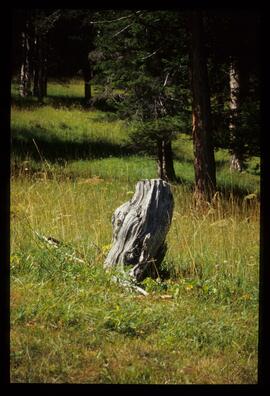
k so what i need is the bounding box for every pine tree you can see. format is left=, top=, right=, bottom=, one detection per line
left=16, top=9, right=61, bottom=101
left=93, top=10, right=191, bottom=182
left=190, top=10, right=216, bottom=201
left=204, top=10, right=260, bottom=169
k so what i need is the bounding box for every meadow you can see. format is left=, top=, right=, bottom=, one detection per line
left=10, top=79, right=260, bottom=383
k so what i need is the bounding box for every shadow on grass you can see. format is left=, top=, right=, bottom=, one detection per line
left=11, top=95, right=89, bottom=110
left=217, top=182, right=260, bottom=200
left=11, top=93, right=120, bottom=112
left=173, top=153, right=194, bottom=165
left=215, top=159, right=229, bottom=170
left=171, top=174, right=259, bottom=200
left=12, top=128, right=259, bottom=199
left=11, top=126, right=135, bottom=163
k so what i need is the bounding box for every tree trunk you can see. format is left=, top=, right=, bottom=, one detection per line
left=163, top=140, right=177, bottom=182
left=229, top=60, right=249, bottom=172
left=84, top=79, right=92, bottom=104
left=157, top=139, right=176, bottom=182
left=157, top=140, right=165, bottom=180
left=42, top=38, right=48, bottom=97
left=19, top=22, right=32, bottom=97
left=33, top=35, right=47, bottom=102
left=83, top=59, right=92, bottom=104
left=190, top=10, right=216, bottom=202
left=104, top=179, right=174, bottom=282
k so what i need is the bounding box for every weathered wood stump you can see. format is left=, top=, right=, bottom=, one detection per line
left=104, top=179, right=174, bottom=282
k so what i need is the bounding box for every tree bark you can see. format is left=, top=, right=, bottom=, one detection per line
left=33, top=35, right=47, bottom=102
left=157, top=140, right=165, bottom=180
left=83, top=58, right=92, bottom=104
left=190, top=10, right=216, bottom=202
left=104, top=179, right=174, bottom=282
left=163, top=140, right=177, bottom=182
left=229, top=60, right=249, bottom=172
left=157, top=139, right=176, bottom=182
left=84, top=80, right=91, bottom=103
left=19, top=20, right=33, bottom=97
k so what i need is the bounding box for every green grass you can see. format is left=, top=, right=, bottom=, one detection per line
left=10, top=79, right=260, bottom=383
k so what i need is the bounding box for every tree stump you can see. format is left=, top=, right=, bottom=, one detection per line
left=104, top=179, right=174, bottom=282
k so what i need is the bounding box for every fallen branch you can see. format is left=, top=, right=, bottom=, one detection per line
left=111, top=275, right=149, bottom=296
left=35, top=232, right=149, bottom=296
left=89, top=11, right=142, bottom=24
left=112, top=23, right=134, bottom=38
left=35, top=232, right=85, bottom=264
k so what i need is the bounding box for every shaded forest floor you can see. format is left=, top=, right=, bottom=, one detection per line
left=10, top=79, right=260, bottom=383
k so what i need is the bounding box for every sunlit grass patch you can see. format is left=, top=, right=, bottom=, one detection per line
left=11, top=106, right=128, bottom=144
left=10, top=79, right=260, bottom=384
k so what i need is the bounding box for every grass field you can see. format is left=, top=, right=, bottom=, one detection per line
left=10, top=79, right=260, bottom=383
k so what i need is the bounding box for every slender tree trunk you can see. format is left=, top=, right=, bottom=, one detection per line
left=162, top=140, right=176, bottom=182
left=157, top=139, right=176, bottom=182
left=157, top=140, right=165, bottom=180
left=190, top=10, right=216, bottom=202
left=229, top=62, right=242, bottom=171
left=20, top=11, right=48, bottom=102
left=83, top=58, right=92, bottom=104
left=84, top=79, right=92, bottom=103
left=229, top=60, right=249, bottom=172
left=33, top=35, right=47, bottom=103
left=20, top=21, right=32, bottom=97
left=33, top=36, right=43, bottom=102
left=33, top=35, right=38, bottom=97
left=42, top=38, right=48, bottom=97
